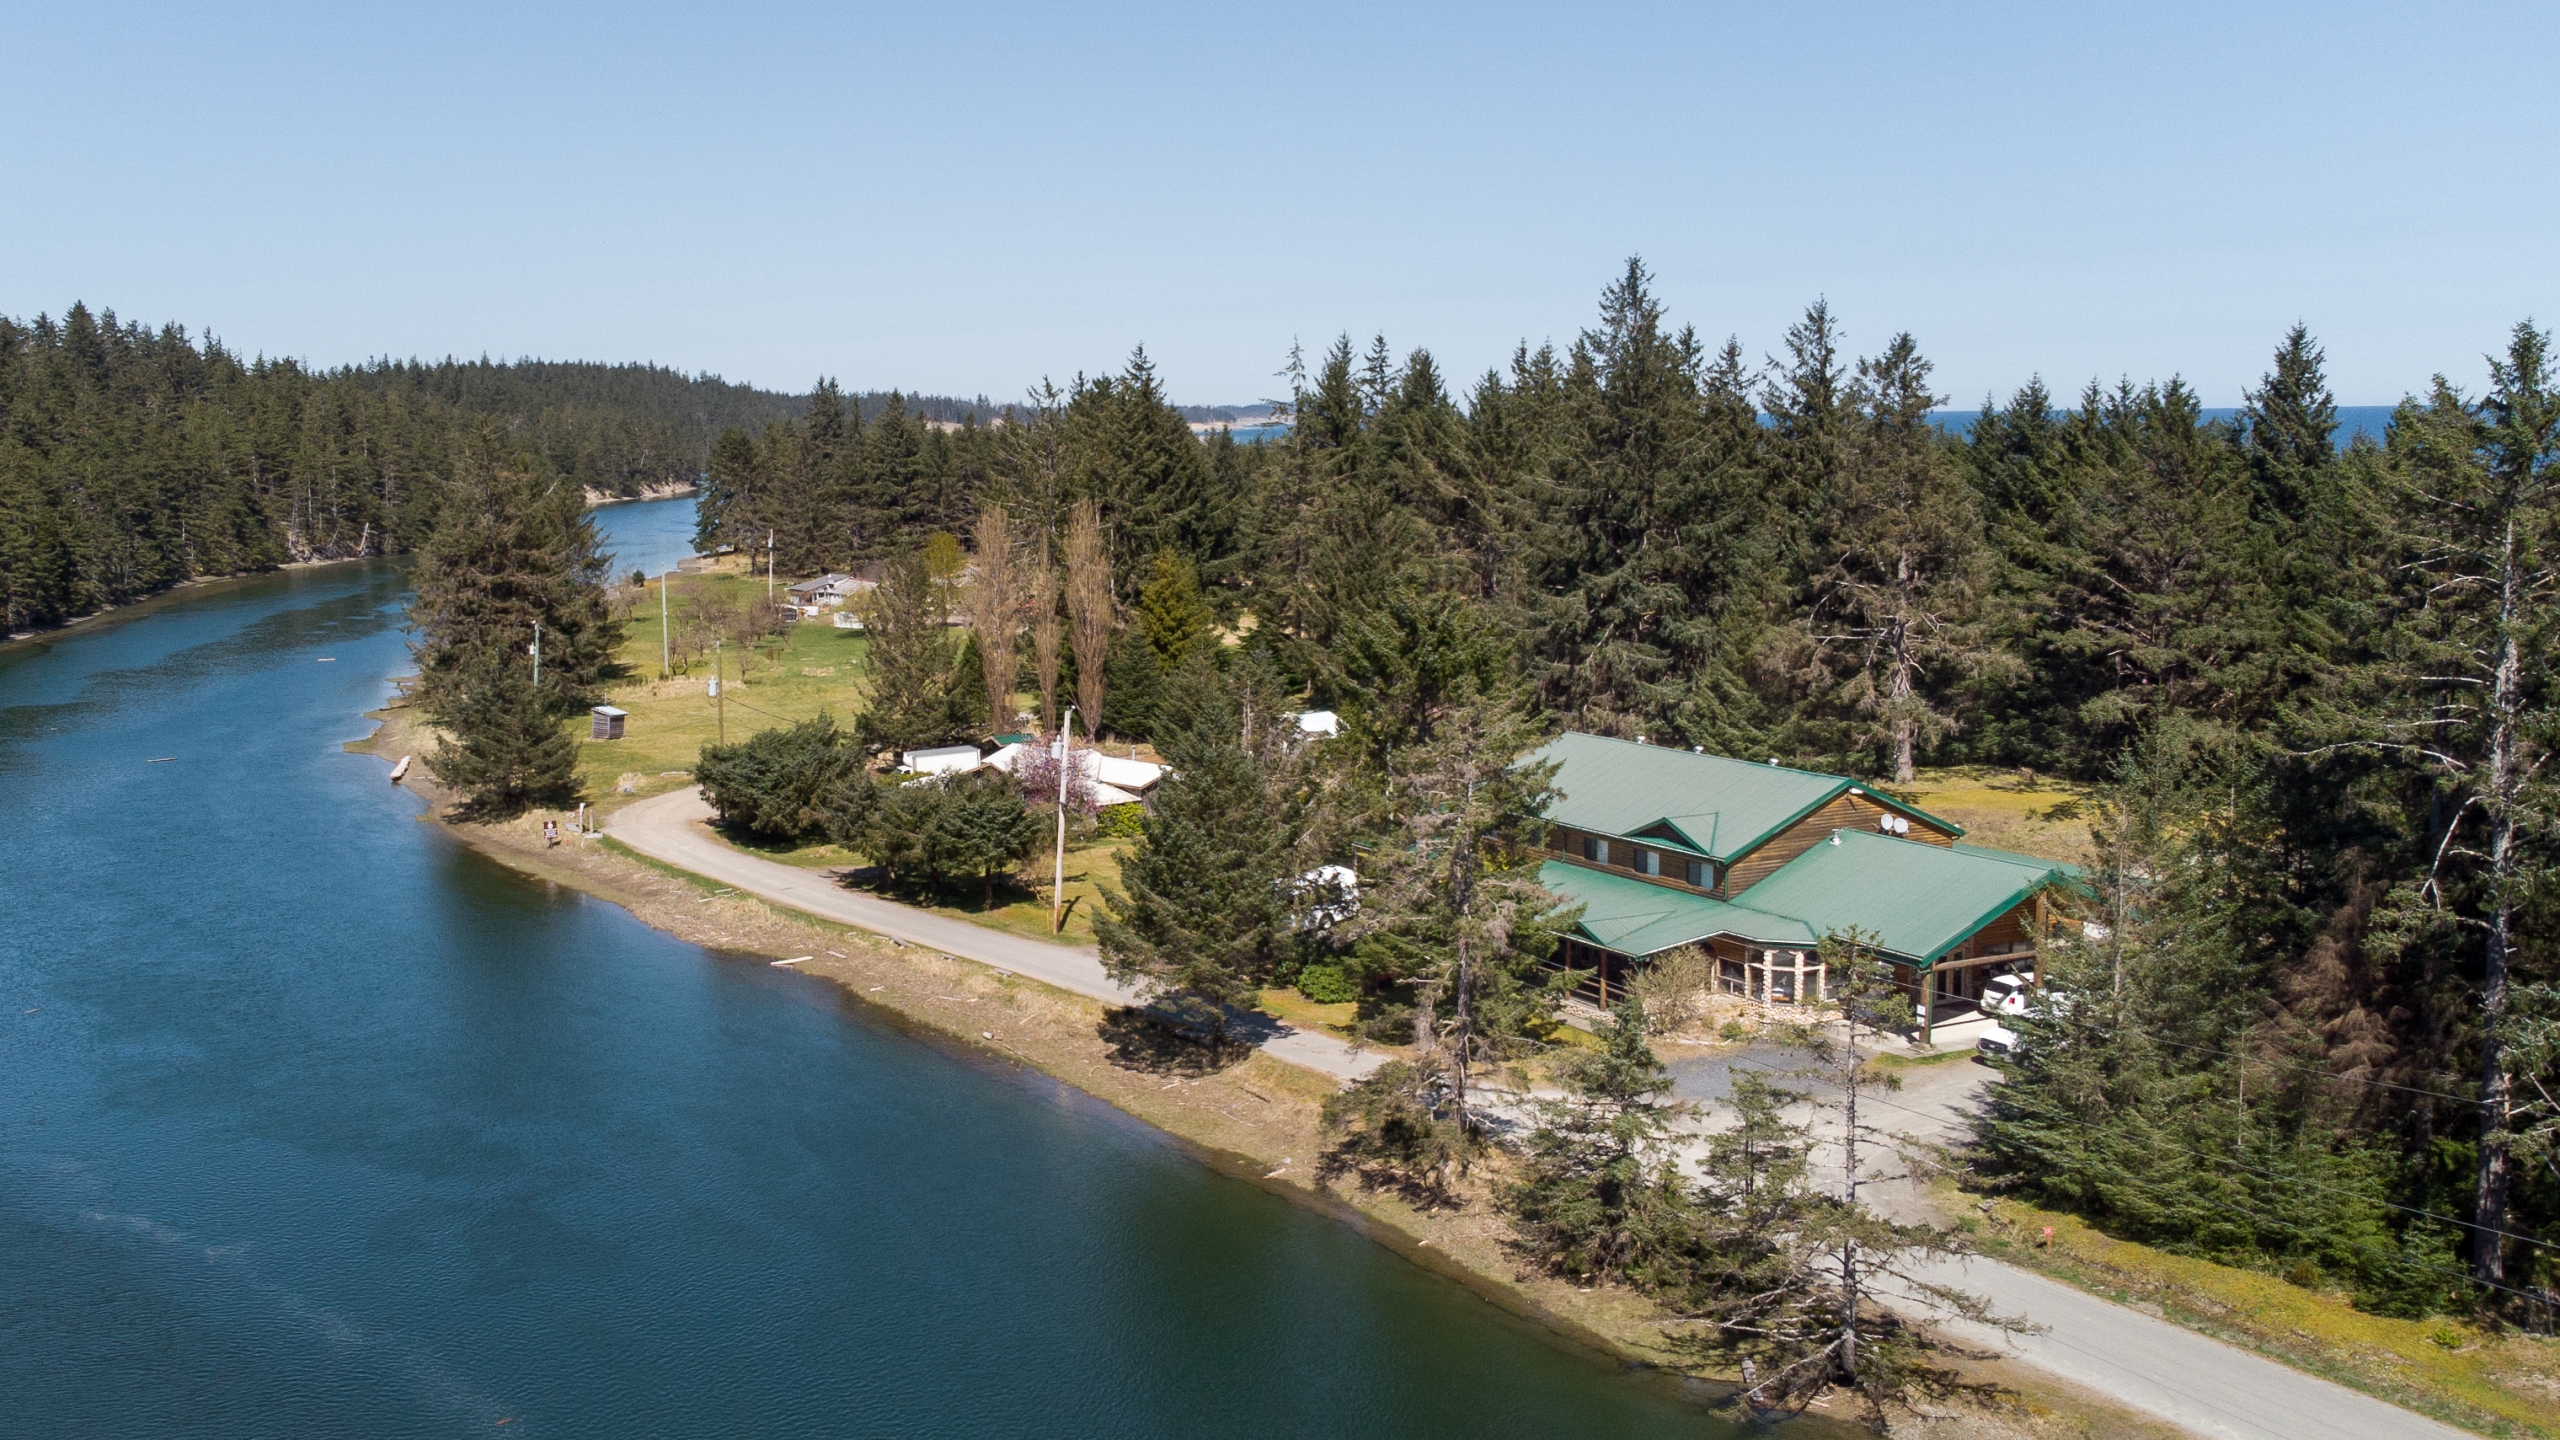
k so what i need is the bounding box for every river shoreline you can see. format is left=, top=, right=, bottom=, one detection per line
left=351, top=703, right=2167, bottom=1440
left=1, top=554, right=386, bottom=651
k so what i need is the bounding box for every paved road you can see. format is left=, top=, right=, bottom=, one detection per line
left=604, top=787, right=1383, bottom=1082
left=1670, top=1043, right=2466, bottom=1440
left=1901, top=1254, right=2468, bottom=1440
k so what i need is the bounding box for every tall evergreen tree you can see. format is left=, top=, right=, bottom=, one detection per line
left=1336, top=679, right=1573, bottom=1111
left=1533, top=260, right=1744, bottom=738
left=1785, top=334, right=2007, bottom=780
left=421, top=647, right=582, bottom=816
left=1071, top=348, right=1226, bottom=586
left=856, top=548, right=960, bottom=754
left=1095, top=665, right=1314, bottom=1034
left=1502, top=1000, right=1701, bottom=1289
left=408, top=424, right=623, bottom=716
left=1133, top=547, right=1214, bottom=669
left=1674, top=935, right=2013, bottom=1423
left=2352, top=325, right=2560, bottom=1286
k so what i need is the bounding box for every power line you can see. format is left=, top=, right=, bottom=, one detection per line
left=705, top=691, right=802, bottom=729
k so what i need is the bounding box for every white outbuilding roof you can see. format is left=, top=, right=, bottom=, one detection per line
left=900, top=745, right=985, bottom=775
left=984, top=741, right=1166, bottom=794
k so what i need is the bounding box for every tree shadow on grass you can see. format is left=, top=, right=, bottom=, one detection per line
left=823, top=863, right=1045, bottom=915
left=1097, top=1004, right=1255, bottom=1077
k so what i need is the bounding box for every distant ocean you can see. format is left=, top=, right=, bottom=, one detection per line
left=1929, top=404, right=2399, bottom=449
left=1211, top=406, right=2398, bottom=451
left=1210, top=422, right=1293, bottom=443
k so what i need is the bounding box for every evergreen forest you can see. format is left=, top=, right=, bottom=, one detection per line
left=0, top=301, right=1000, bottom=631
left=8, top=264, right=2556, bottom=1324
left=691, top=261, right=2560, bottom=1322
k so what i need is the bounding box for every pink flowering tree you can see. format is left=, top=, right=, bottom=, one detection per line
left=1015, top=731, right=1099, bottom=817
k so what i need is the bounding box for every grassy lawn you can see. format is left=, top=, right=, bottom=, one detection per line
left=1257, top=987, right=1360, bottom=1038
left=916, top=835, right=1130, bottom=947
left=725, top=825, right=1135, bottom=948
left=580, top=568, right=879, bottom=811
left=1896, top=765, right=2096, bottom=866
left=1953, top=1185, right=2560, bottom=1438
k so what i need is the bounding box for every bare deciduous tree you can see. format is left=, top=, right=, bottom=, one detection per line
left=1027, top=547, right=1063, bottom=731
left=1066, top=498, right=1113, bottom=732
left=964, top=504, right=1024, bottom=733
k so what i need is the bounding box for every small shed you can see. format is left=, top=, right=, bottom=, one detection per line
left=901, top=744, right=984, bottom=776
left=591, top=705, right=627, bottom=740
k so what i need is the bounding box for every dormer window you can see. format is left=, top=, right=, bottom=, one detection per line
left=1584, top=836, right=1610, bottom=865
left=1686, top=858, right=1709, bottom=888
left=1636, top=850, right=1660, bottom=877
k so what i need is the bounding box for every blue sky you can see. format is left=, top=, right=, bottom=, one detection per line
left=4, top=2, right=2552, bottom=407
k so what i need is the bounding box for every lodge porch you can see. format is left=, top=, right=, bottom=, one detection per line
left=1553, top=936, right=2041, bottom=1040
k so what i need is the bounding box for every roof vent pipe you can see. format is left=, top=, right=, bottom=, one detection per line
left=1829, top=831, right=1841, bottom=846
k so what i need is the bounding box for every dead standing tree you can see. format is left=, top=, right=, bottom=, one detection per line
left=1066, top=498, right=1113, bottom=733
left=965, top=504, right=1025, bottom=733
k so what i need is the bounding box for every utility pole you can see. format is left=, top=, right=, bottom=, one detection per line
left=712, top=640, right=725, bottom=745
left=766, top=529, right=775, bottom=605
left=660, top=569, right=671, bottom=679
left=1051, top=706, right=1075, bottom=934
left=531, top=620, right=542, bottom=689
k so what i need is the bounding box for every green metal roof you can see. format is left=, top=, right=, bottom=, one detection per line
left=1540, top=861, right=1817, bottom=956
left=1955, top=841, right=2088, bottom=886
left=1736, top=829, right=2068, bottom=964
left=1524, top=732, right=1964, bottom=862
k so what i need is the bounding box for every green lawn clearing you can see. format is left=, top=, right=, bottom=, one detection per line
left=1895, top=766, right=2096, bottom=867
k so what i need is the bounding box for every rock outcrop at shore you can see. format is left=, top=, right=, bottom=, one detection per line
left=584, top=480, right=700, bottom=507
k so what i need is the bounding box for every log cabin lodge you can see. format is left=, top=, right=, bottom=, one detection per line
left=1524, top=733, right=2078, bottom=1034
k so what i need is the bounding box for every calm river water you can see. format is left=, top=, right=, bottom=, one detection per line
left=0, top=503, right=1733, bottom=1437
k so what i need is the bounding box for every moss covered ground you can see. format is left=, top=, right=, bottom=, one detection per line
left=1896, top=766, right=2097, bottom=866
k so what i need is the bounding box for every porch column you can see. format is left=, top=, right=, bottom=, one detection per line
left=2033, top=892, right=2050, bottom=989
left=1921, top=966, right=1935, bottom=1046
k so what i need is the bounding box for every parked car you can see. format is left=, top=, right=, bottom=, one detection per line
left=1982, top=971, right=2037, bottom=1016
left=1976, top=1022, right=2020, bottom=1062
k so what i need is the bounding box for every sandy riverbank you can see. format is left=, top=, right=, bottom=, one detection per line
left=349, top=703, right=2177, bottom=1440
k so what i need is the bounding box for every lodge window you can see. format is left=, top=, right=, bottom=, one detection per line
left=1584, top=836, right=1609, bottom=865
left=1686, top=858, right=1709, bottom=888
left=1636, top=849, right=1659, bottom=877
